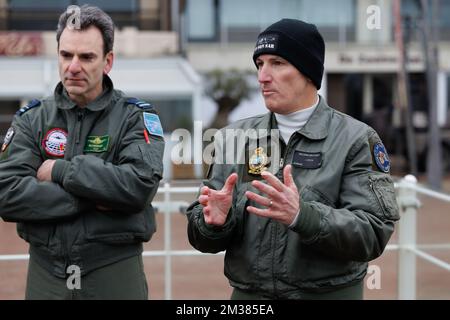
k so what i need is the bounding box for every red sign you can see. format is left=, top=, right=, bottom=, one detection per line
left=0, top=32, right=43, bottom=56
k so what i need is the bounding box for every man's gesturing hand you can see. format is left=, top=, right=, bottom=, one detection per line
left=245, top=165, right=300, bottom=225
left=198, top=173, right=238, bottom=226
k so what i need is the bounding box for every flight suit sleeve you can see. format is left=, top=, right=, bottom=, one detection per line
left=186, top=131, right=238, bottom=253
left=0, top=114, right=89, bottom=223
left=51, top=108, right=164, bottom=213
left=290, top=129, right=399, bottom=262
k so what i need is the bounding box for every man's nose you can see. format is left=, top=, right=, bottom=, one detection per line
left=258, top=65, right=271, bottom=83
left=68, top=57, right=81, bottom=73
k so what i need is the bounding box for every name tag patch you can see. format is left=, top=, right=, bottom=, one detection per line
left=84, top=135, right=110, bottom=153
left=292, top=151, right=322, bottom=169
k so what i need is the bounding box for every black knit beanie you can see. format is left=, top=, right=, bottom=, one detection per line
left=253, top=19, right=325, bottom=89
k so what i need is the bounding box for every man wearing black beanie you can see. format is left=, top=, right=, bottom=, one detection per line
left=187, top=19, right=398, bottom=299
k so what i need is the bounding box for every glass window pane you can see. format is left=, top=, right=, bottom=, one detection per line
left=187, top=0, right=215, bottom=39
left=152, top=99, right=192, bottom=132
left=9, top=0, right=70, bottom=10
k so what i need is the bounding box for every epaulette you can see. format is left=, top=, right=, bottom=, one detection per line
left=16, top=99, right=41, bottom=116
left=126, top=98, right=152, bottom=110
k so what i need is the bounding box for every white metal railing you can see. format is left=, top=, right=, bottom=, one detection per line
left=1, top=176, right=449, bottom=300
left=394, top=175, right=450, bottom=299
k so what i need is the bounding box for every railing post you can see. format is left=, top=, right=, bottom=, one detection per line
left=397, top=174, right=420, bottom=300
left=163, top=182, right=172, bottom=300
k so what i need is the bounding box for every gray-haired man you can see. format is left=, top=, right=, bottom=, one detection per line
left=0, top=5, right=164, bottom=299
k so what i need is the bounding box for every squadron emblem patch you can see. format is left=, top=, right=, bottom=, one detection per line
left=248, top=147, right=269, bottom=175
left=42, top=128, right=68, bottom=157
left=373, top=142, right=390, bottom=173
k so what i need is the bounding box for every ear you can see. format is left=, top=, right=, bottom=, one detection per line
left=103, top=51, right=114, bottom=74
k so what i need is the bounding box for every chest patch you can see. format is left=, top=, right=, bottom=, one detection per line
left=42, top=128, right=67, bottom=157
left=292, top=151, right=322, bottom=169
left=84, top=135, right=110, bottom=153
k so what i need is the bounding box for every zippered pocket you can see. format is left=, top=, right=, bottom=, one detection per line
left=368, top=174, right=399, bottom=221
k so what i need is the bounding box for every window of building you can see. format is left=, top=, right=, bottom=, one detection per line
left=151, top=98, right=193, bottom=133
left=6, top=0, right=140, bottom=31
left=186, top=0, right=355, bottom=42
left=186, top=0, right=218, bottom=41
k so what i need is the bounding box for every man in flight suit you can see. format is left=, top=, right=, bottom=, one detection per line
left=0, top=5, right=164, bottom=299
left=186, top=19, right=399, bottom=299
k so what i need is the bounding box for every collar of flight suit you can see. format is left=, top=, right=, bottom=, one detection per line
left=54, top=75, right=115, bottom=112
left=254, top=95, right=332, bottom=141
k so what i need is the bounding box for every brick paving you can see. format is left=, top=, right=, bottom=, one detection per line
left=1, top=175, right=449, bottom=300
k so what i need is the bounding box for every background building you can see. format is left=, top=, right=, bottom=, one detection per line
left=1, top=0, right=450, bottom=178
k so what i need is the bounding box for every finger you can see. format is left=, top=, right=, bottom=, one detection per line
left=245, top=191, right=271, bottom=207
left=200, top=186, right=210, bottom=196
left=247, top=205, right=270, bottom=218
left=283, top=165, right=296, bottom=188
left=203, top=206, right=211, bottom=217
left=251, top=180, right=279, bottom=199
left=198, top=195, right=209, bottom=206
left=261, top=171, right=284, bottom=192
left=222, top=173, right=238, bottom=194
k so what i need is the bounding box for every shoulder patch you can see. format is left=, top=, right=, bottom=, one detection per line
left=373, top=142, right=390, bottom=173
left=1, top=127, right=15, bottom=153
left=143, top=112, right=164, bottom=137
left=126, top=98, right=152, bottom=110
left=16, top=99, right=41, bottom=116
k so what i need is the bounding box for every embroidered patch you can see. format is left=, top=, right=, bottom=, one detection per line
left=373, top=142, right=390, bottom=173
left=84, top=135, right=110, bottom=153
left=254, top=33, right=279, bottom=55
left=248, top=147, right=269, bottom=176
left=42, top=128, right=68, bottom=157
left=1, top=127, right=15, bottom=152
left=143, top=112, right=164, bottom=137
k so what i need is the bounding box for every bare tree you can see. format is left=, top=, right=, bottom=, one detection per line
left=204, top=69, right=254, bottom=130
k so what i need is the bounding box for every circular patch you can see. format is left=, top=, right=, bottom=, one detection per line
left=1, top=127, right=15, bottom=152
left=373, top=142, right=390, bottom=173
left=42, top=128, right=67, bottom=157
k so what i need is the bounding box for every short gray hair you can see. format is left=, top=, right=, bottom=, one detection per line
left=56, top=5, right=114, bottom=56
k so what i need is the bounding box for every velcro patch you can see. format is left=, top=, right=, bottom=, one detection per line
left=373, top=142, right=390, bottom=173
left=84, top=135, right=110, bottom=153
left=143, top=112, right=164, bottom=137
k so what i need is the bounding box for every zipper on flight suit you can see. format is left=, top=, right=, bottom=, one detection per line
left=76, top=109, right=85, bottom=144
left=60, top=108, right=85, bottom=275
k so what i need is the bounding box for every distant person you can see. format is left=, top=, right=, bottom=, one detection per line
left=186, top=19, right=399, bottom=299
left=0, top=5, right=164, bottom=299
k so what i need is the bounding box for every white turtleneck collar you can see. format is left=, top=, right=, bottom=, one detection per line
left=274, top=96, right=319, bottom=144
